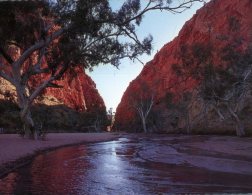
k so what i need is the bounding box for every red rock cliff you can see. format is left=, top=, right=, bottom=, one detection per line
left=0, top=65, right=105, bottom=113
left=42, top=66, right=105, bottom=113
left=114, top=0, right=252, bottom=132
left=0, top=65, right=106, bottom=130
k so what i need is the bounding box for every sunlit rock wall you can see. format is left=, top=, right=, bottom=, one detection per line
left=114, top=0, right=252, bottom=133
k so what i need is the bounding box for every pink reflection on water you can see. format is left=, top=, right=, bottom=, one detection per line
left=0, top=172, right=19, bottom=194
left=0, top=145, right=89, bottom=194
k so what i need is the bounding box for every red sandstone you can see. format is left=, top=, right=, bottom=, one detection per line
left=115, top=0, right=252, bottom=130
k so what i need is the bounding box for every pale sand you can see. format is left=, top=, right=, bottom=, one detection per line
left=0, top=133, right=120, bottom=176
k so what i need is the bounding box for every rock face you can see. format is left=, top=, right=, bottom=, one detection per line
left=0, top=65, right=106, bottom=130
left=38, top=66, right=105, bottom=113
left=0, top=66, right=105, bottom=112
left=0, top=3, right=107, bottom=131
left=114, top=0, right=252, bottom=133
left=0, top=36, right=105, bottom=117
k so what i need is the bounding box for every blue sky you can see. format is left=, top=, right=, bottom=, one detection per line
left=87, top=1, right=206, bottom=112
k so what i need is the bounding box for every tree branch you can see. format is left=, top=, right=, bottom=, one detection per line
left=83, top=31, right=122, bottom=51
left=121, top=27, right=141, bottom=45
left=0, top=46, right=14, bottom=64
left=0, top=70, right=15, bottom=84
left=144, top=94, right=154, bottom=119
left=28, top=76, right=55, bottom=105
left=21, top=47, right=48, bottom=85
left=14, top=27, right=66, bottom=70
left=121, top=0, right=204, bottom=25
left=213, top=105, right=225, bottom=121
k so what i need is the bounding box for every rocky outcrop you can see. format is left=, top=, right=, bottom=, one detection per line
left=114, top=0, right=252, bottom=133
left=0, top=66, right=105, bottom=112
left=38, top=66, right=105, bottom=113
left=0, top=65, right=106, bottom=130
left=0, top=38, right=105, bottom=116
left=0, top=3, right=107, bottom=131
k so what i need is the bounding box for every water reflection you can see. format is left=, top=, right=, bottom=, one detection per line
left=0, top=146, right=89, bottom=194
left=79, top=139, right=148, bottom=194
left=0, top=136, right=252, bottom=194
left=31, top=146, right=89, bottom=194
left=0, top=172, right=19, bottom=194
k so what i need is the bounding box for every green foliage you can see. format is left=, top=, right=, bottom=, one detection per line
left=172, top=16, right=252, bottom=136
left=228, top=16, right=241, bottom=32
left=0, top=100, right=22, bottom=129
left=0, top=0, right=154, bottom=69
left=164, top=92, right=174, bottom=108
left=162, top=91, right=192, bottom=132
left=0, top=1, right=51, bottom=50
left=0, top=99, right=109, bottom=132
left=0, top=0, right=202, bottom=74
left=0, top=0, right=204, bottom=135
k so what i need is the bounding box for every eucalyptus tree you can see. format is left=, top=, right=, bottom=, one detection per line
left=133, top=93, right=154, bottom=133
left=129, top=80, right=155, bottom=133
left=172, top=37, right=252, bottom=137
left=0, top=0, right=204, bottom=138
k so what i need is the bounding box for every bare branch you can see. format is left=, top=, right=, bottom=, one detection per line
left=21, top=47, right=48, bottom=85
left=83, top=31, right=122, bottom=51
left=14, top=27, right=66, bottom=70
left=34, top=47, right=46, bottom=71
left=213, top=105, right=225, bottom=121
left=121, top=0, right=204, bottom=25
left=28, top=76, right=55, bottom=105
left=144, top=94, right=154, bottom=119
left=132, top=57, right=143, bottom=66
left=121, top=27, right=142, bottom=45
left=243, top=64, right=252, bottom=81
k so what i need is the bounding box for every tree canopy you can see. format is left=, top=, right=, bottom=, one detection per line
left=171, top=18, right=252, bottom=136
left=0, top=0, right=204, bottom=138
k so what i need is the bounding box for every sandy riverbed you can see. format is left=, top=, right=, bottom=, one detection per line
left=0, top=133, right=120, bottom=177
left=1, top=133, right=252, bottom=178
left=1, top=134, right=252, bottom=194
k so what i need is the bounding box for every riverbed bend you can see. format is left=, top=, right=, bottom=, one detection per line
left=0, top=135, right=252, bottom=194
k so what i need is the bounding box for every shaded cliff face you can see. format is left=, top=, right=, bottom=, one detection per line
left=114, top=0, right=252, bottom=132
left=0, top=2, right=107, bottom=130
left=0, top=36, right=105, bottom=116
left=0, top=64, right=106, bottom=130
left=0, top=66, right=105, bottom=113
left=32, top=66, right=105, bottom=113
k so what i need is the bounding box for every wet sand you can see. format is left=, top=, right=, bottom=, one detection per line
left=0, top=133, right=120, bottom=177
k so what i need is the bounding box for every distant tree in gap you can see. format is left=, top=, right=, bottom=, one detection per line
left=107, top=107, right=115, bottom=131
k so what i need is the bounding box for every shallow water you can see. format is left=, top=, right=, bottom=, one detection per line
left=1, top=136, right=252, bottom=194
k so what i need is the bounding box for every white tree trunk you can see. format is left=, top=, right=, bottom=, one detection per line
left=142, top=118, right=148, bottom=133
left=227, top=106, right=245, bottom=137
left=20, top=101, right=37, bottom=138
left=135, top=95, right=154, bottom=133
left=16, top=84, right=38, bottom=139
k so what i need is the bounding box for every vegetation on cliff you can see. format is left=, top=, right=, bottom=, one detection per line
left=0, top=0, right=203, bottom=138
left=114, top=0, right=252, bottom=136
